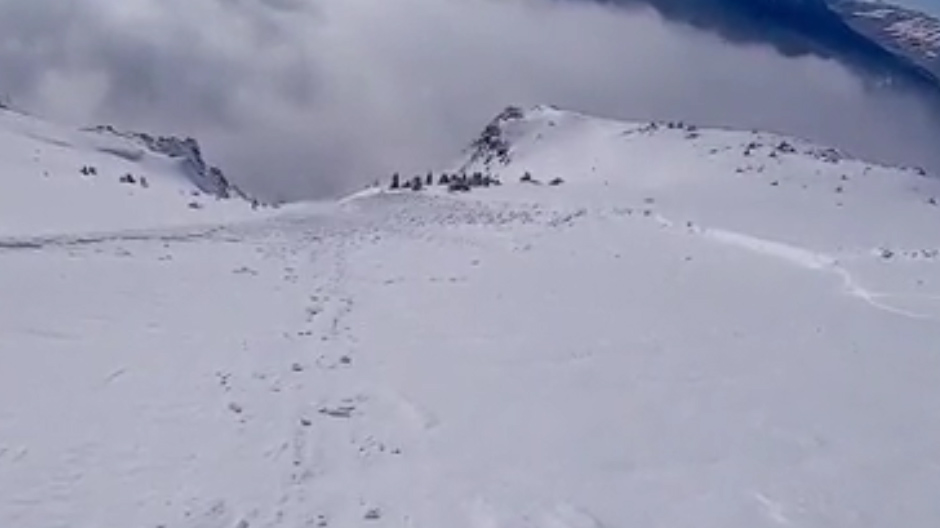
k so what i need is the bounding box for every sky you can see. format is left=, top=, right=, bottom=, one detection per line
left=0, top=0, right=938, bottom=201
left=902, top=0, right=940, bottom=14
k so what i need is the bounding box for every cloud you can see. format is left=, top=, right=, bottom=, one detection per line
left=0, top=0, right=937, bottom=201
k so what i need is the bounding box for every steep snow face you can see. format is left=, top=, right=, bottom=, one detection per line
left=87, top=125, right=246, bottom=200
left=0, top=108, right=257, bottom=238
left=4, top=106, right=940, bottom=527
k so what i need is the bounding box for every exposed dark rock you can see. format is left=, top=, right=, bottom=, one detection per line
left=88, top=125, right=250, bottom=201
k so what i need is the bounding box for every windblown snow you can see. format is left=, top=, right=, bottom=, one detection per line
left=3, top=105, right=940, bottom=528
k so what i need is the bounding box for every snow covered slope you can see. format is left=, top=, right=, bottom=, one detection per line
left=460, top=105, right=940, bottom=254
left=832, top=0, right=940, bottom=76
left=3, top=106, right=940, bottom=528
left=0, top=108, right=256, bottom=238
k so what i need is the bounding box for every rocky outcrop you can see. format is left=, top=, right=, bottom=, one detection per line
left=462, top=106, right=526, bottom=173
left=88, top=125, right=249, bottom=201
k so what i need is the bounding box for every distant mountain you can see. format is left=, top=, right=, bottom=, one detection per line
left=590, top=0, right=940, bottom=97
left=830, top=0, right=940, bottom=78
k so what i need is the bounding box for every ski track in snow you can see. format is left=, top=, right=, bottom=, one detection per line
left=5, top=190, right=940, bottom=527
left=0, top=194, right=625, bottom=528
left=701, top=226, right=940, bottom=322
left=4, top=190, right=940, bottom=527
left=0, top=226, right=227, bottom=252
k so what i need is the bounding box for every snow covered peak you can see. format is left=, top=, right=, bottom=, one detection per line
left=0, top=110, right=261, bottom=238
left=452, top=105, right=940, bottom=253
left=459, top=105, right=883, bottom=186
left=85, top=125, right=246, bottom=200
left=461, top=105, right=571, bottom=170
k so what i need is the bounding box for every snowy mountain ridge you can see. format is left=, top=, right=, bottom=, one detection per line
left=0, top=107, right=259, bottom=238
left=454, top=104, right=940, bottom=261
left=86, top=125, right=247, bottom=200
left=461, top=104, right=928, bottom=181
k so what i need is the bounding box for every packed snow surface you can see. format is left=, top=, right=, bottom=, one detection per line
left=3, top=106, right=940, bottom=527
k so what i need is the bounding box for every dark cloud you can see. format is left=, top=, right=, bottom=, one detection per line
left=0, top=0, right=937, bottom=201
